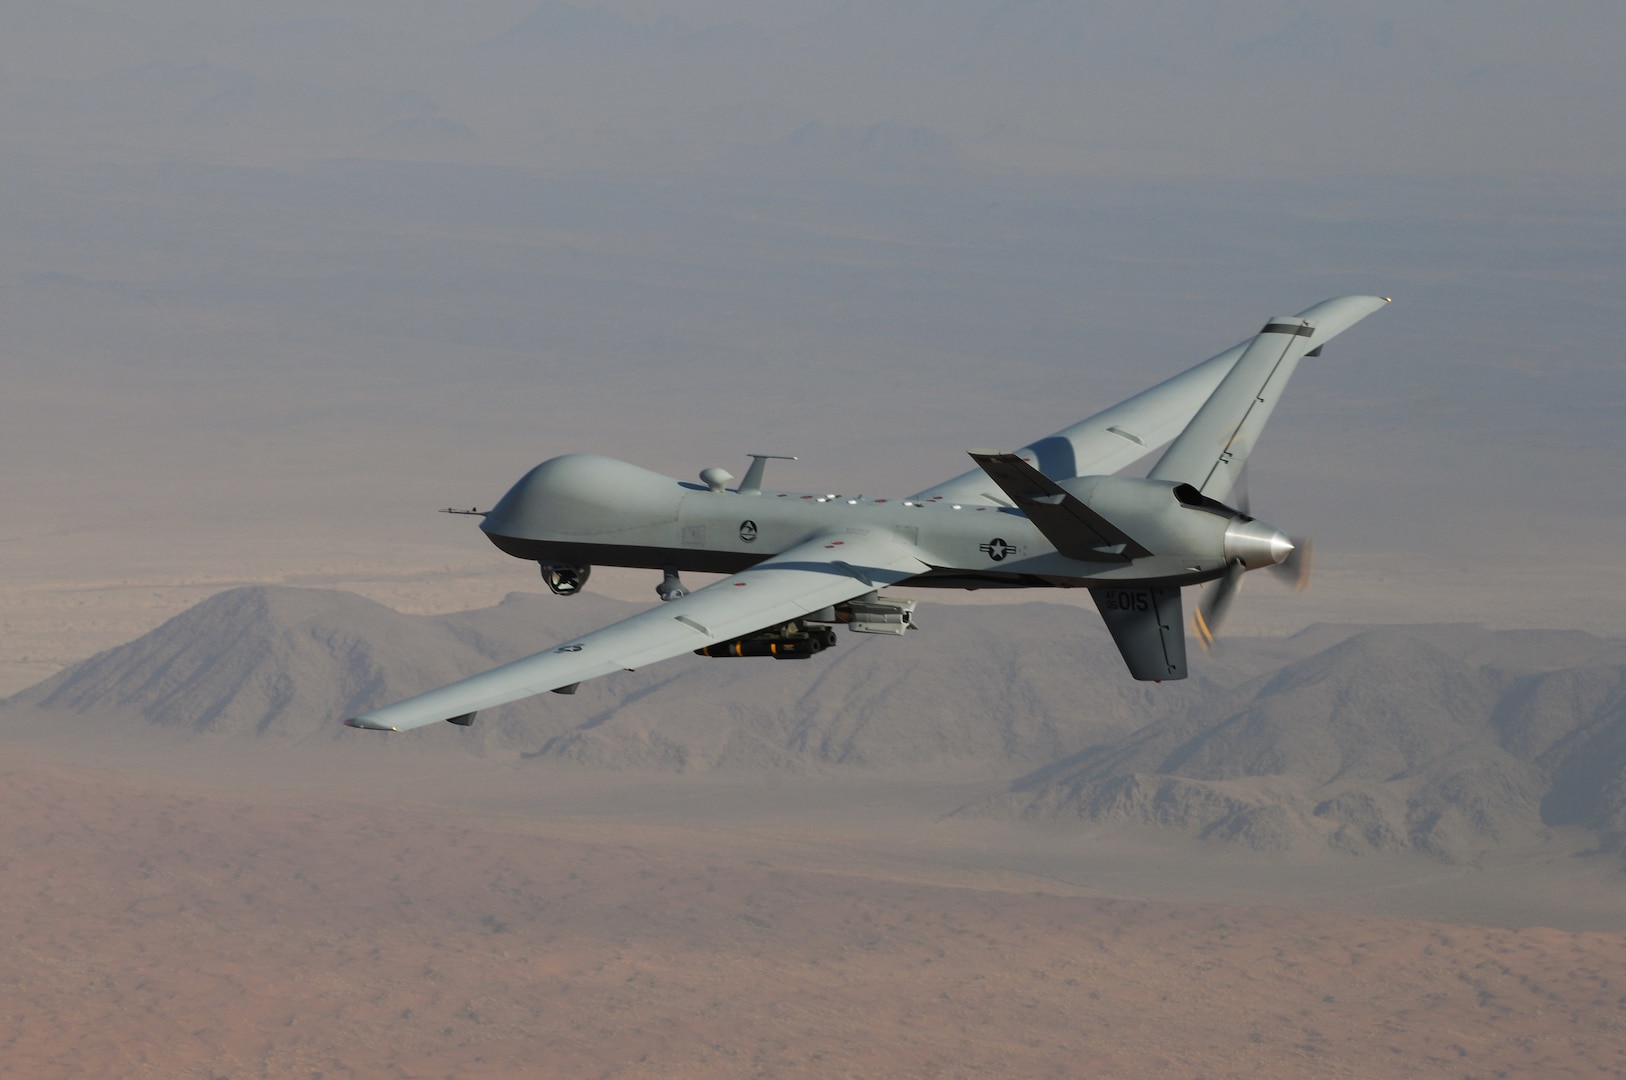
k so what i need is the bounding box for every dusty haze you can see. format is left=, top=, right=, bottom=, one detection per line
left=4, top=1, right=1624, bottom=684
left=3, top=2, right=1625, bottom=1076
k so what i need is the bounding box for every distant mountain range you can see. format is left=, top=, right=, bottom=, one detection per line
left=963, top=627, right=1626, bottom=862
left=1, top=586, right=1205, bottom=770
left=6, top=585, right=1624, bottom=863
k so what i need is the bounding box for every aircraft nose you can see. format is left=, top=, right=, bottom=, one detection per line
left=1222, top=518, right=1294, bottom=570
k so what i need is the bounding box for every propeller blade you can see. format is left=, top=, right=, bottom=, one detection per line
left=1269, top=537, right=1314, bottom=591
left=1233, top=465, right=1251, bottom=518
left=1192, top=560, right=1246, bottom=651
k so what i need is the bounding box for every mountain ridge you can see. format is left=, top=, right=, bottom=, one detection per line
left=7, top=584, right=1624, bottom=863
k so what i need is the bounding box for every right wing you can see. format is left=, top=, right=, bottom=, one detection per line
left=909, top=295, right=1390, bottom=505
left=1148, top=296, right=1389, bottom=503
left=344, top=530, right=928, bottom=732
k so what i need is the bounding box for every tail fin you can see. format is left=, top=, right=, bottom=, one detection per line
left=1148, top=296, right=1389, bottom=503
left=967, top=451, right=1150, bottom=561
left=1091, top=586, right=1187, bottom=681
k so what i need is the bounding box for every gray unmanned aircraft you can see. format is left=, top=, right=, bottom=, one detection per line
left=346, top=295, right=1388, bottom=733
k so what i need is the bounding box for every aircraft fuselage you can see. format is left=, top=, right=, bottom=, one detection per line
left=479, top=452, right=1263, bottom=593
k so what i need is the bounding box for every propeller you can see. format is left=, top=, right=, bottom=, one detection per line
left=1230, top=469, right=1312, bottom=592
left=1192, top=559, right=1246, bottom=651
left=1269, top=537, right=1313, bottom=591
left=1190, top=469, right=1315, bottom=650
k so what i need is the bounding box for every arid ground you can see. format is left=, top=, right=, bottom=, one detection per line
left=4, top=736, right=1626, bottom=1080
left=4, top=509, right=1624, bottom=1079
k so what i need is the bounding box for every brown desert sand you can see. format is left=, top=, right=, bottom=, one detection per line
left=4, top=750, right=1625, bottom=1079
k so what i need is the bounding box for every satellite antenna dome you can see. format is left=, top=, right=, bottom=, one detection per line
left=699, top=467, right=734, bottom=493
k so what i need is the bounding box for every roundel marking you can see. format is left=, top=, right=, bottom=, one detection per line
left=979, top=538, right=1014, bottom=562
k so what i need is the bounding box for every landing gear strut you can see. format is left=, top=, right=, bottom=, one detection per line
left=657, top=566, right=688, bottom=602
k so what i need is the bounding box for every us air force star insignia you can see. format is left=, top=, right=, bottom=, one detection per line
left=739, top=520, right=758, bottom=543
left=556, top=644, right=584, bottom=653
left=979, top=538, right=1014, bottom=562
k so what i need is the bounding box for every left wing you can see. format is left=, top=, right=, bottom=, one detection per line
left=344, top=530, right=929, bottom=732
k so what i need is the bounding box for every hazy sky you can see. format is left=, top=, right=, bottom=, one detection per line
left=6, top=2, right=1624, bottom=179
left=2, top=1, right=1622, bottom=599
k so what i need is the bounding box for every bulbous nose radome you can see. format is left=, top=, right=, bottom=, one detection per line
left=1222, top=517, right=1294, bottom=570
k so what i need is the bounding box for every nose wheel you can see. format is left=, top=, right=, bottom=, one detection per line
left=657, top=566, right=688, bottom=602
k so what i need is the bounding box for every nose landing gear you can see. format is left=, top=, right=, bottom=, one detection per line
left=657, top=566, right=688, bottom=602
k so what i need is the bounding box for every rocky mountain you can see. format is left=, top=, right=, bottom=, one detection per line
left=2, top=585, right=1213, bottom=771
left=9, top=585, right=1625, bottom=862
left=963, top=627, right=1626, bottom=862
left=3, top=587, right=576, bottom=755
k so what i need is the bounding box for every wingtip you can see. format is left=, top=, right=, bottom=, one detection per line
left=343, top=716, right=397, bottom=732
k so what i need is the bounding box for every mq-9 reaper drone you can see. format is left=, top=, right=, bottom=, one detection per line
left=346, top=295, right=1388, bottom=733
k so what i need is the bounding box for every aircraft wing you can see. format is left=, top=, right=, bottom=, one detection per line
left=1148, top=295, right=1390, bottom=503
left=344, top=531, right=929, bottom=733
left=909, top=295, right=1390, bottom=504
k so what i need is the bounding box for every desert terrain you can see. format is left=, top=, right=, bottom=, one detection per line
left=4, top=578, right=1626, bottom=1078
left=6, top=740, right=1626, bottom=1080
